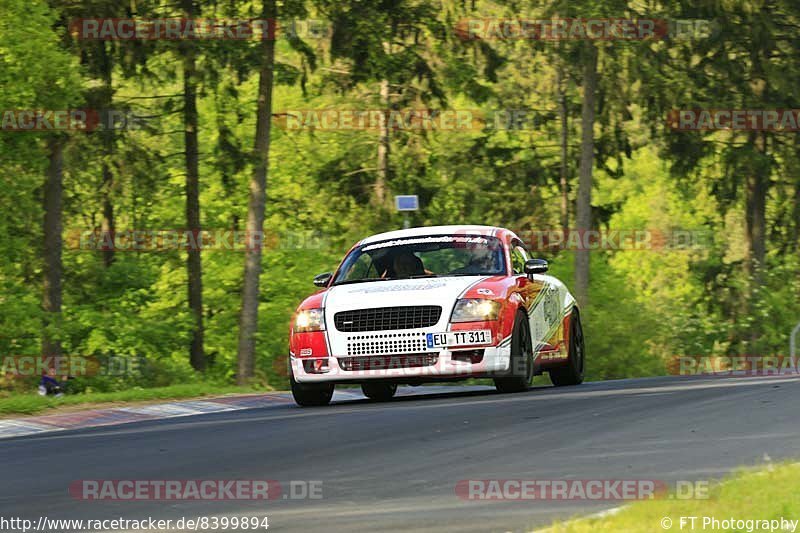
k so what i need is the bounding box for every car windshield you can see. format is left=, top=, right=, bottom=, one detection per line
left=333, top=234, right=506, bottom=284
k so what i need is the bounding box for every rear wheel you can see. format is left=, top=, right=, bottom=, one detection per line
left=291, top=371, right=334, bottom=407
left=361, top=382, right=398, bottom=401
left=494, top=311, right=534, bottom=393
left=549, top=310, right=585, bottom=386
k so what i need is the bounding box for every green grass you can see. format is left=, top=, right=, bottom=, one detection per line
left=0, top=383, right=266, bottom=416
left=544, top=462, right=800, bottom=532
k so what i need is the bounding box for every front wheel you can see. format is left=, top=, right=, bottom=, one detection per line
left=549, top=310, right=585, bottom=386
left=494, top=311, right=534, bottom=393
left=291, top=372, right=334, bottom=407
left=361, top=382, right=398, bottom=401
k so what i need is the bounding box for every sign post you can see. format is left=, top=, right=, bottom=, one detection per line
left=791, top=321, right=800, bottom=360
left=394, top=195, right=419, bottom=229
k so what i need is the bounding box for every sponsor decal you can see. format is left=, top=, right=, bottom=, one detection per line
left=538, top=352, right=567, bottom=361
left=361, top=235, right=492, bottom=251
left=346, top=280, right=449, bottom=294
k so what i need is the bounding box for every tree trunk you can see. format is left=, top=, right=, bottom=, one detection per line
left=236, top=0, right=276, bottom=385
left=375, top=78, right=390, bottom=206
left=42, top=136, right=64, bottom=358
left=182, top=0, right=204, bottom=371
left=744, top=131, right=767, bottom=283
left=791, top=138, right=800, bottom=252
left=557, top=66, right=569, bottom=234
left=101, top=170, right=114, bottom=267
left=744, top=131, right=768, bottom=352
left=793, top=173, right=800, bottom=253
left=574, top=43, right=597, bottom=312
left=100, top=42, right=115, bottom=268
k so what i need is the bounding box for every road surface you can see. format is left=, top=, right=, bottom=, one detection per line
left=2, top=374, right=799, bottom=532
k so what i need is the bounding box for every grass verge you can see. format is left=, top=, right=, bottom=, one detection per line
left=544, top=462, right=800, bottom=532
left=0, top=383, right=265, bottom=416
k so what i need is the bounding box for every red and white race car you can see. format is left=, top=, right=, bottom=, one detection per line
left=288, top=225, right=585, bottom=406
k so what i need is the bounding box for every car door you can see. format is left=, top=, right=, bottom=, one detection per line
left=509, top=241, right=543, bottom=348
left=509, top=240, right=559, bottom=352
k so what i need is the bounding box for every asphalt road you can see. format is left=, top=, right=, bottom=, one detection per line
left=2, top=374, right=799, bottom=532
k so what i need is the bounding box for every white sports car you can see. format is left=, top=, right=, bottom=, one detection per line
left=288, top=225, right=584, bottom=406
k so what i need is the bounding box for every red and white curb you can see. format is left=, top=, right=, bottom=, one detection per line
left=0, top=392, right=335, bottom=440
left=0, top=385, right=486, bottom=440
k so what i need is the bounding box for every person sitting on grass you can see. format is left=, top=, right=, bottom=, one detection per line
left=39, top=369, right=64, bottom=397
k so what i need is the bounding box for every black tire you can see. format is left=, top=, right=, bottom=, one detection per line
left=361, top=382, right=398, bottom=401
left=290, top=371, right=334, bottom=407
left=549, top=310, right=585, bottom=386
left=494, top=311, right=534, bottom=393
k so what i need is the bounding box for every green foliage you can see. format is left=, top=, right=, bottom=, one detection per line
left=550, top=462, right=800, bottom=532
left=1, top=0, right=798, bottom=395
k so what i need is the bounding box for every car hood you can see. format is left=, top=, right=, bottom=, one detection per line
left=323, top=276, right=487, bottom=315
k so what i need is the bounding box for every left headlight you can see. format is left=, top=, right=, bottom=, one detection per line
left=294, top=308, right=325, bottom=332
left=450, top=299, right=501, bottom=323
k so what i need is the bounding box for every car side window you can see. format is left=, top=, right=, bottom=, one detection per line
left=343, top=253, right=377, bottom=281
left=510, top=243, right=528, bottom=275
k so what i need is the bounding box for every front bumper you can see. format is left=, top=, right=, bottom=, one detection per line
left=291, top=344, right=511, bottom=383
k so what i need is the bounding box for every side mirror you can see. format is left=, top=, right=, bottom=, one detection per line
left=524, top=258, right=548, bottom=277
left=313, top=272, right=333, bottom=287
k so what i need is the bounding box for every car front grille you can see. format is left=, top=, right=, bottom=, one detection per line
left=334, top=306, right=442, bottom=332
left=337, top=354, right=439, bottom=371
left=346, top=332, right=429, bottom=356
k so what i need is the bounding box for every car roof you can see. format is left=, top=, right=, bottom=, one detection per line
left=358, top=225, right=518, bottom=245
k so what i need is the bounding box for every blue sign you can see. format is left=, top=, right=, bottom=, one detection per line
left=395, top=195, right=419, bottom=211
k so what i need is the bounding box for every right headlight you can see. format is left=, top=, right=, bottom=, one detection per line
left=450, top=298, right=501, bottom=323
left=294, top=308, right=325, bottom=332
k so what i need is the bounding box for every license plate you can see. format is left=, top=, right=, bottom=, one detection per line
left=426, top=330, right=492, bottom=349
